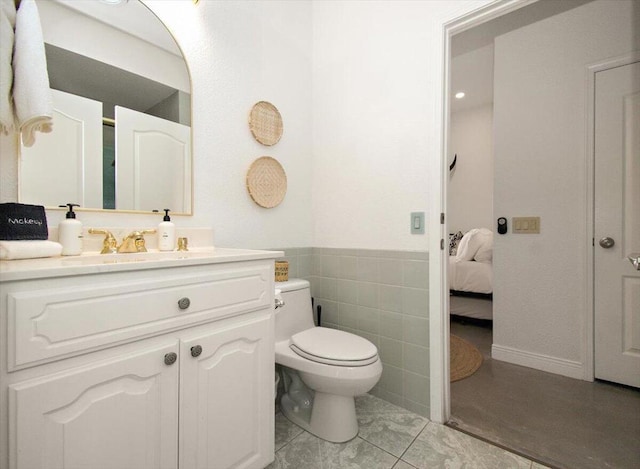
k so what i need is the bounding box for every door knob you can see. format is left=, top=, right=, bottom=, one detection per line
left=628, top=253, right=640, bottom=270
left=599, top=237, right=615, bottom=248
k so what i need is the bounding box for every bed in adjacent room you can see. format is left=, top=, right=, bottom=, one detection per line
left=448, top=228, right=493, bottom=321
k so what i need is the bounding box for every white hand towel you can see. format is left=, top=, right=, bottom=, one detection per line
left=12, top=0, right=52, bottom=147
left=0, top=240, right=62, bottom=260
left=0, top=0, right=16, bottom=135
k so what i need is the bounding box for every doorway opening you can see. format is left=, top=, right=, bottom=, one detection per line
left=442, top=1, right=640, bottom=468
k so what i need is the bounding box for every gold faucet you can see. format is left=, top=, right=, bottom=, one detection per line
left=89, top=229, right=156, bottom=254
left=118, top=230, right=156, bottom=253
left=88, top=229, right=118, bottom=254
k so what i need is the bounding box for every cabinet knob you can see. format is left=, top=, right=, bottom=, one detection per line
left=178, top=297, right=191, bottom=310
left=191, top=345, right=203, bottom=357
left=164, top=352, right=177, bottom=365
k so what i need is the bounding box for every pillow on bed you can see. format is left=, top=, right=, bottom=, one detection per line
left=456, top=228, right=492, bottom=262
left=455, top=229, right=481, bottom=261
left=449, top=231, right=464, bottom=255
left=474, top=230, right=493, bottom=263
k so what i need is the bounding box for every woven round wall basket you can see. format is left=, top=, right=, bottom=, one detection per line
left=246, top=156, right=287, bottom=208
left=249, top=101, right=283, bottom=146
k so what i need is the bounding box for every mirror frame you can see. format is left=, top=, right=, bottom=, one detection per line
left=20, top=0, right=194, bottom=216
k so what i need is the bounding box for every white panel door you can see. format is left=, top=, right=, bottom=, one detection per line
left=179, top=315, right=274, bottom=469
left=594, top=61, right=640, bottom=388
left=115, top=106, right=191, bottom=213
left=20, top=89, right=103, bottom=208
left=9, top=342, right=179, bottom=469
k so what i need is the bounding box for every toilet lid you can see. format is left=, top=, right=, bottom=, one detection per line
left=290, top=328, right=379, bottom=367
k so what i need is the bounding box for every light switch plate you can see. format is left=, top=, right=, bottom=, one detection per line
left=411, top=212, right=425, bottom=234
left=512, top=217, right=540, bottom=234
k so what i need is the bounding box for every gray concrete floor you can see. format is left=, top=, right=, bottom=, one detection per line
left=450, top=318, right=640, bottom=469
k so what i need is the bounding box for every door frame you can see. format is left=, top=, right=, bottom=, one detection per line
left=586, top=51, right=640, bottom=382
left=435, top=4, right=640, bottom=422
left=431, top=0, right=538, bottom=424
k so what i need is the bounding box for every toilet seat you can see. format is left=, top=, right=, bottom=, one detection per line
left=290, top=327, right=378, bottom=367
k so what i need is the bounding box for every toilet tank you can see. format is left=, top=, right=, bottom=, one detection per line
left=275, top=279, right=315, bottom=342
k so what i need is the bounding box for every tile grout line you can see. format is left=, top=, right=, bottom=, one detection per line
left=355, top=414, right=430, bottom=468
left=275, top=396, right=430, bottom=468
left=353, top=433, right=401, bottom=465
left=273, top=416, right=305, bottom=457
left=396, top=420, right=432, bottom=468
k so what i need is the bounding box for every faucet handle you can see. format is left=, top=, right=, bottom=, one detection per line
left=130, top=229, right=157, bottom=252
left=88, top=228, right=117, bottom=254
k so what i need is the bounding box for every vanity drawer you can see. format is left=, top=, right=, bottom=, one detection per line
left=7, top=264, right=272, bottom=370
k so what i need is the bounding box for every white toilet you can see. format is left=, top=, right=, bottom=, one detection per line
left=275, top=279, right=382, bottom=443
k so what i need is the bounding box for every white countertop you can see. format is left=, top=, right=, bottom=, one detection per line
left=0, top=248, right=284, bottom=282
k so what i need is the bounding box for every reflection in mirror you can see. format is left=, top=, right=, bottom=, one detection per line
left=19, top=0, right=192, bottom=214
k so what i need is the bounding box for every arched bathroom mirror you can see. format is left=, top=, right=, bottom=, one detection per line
left=19, top=0, right=192, bottom=214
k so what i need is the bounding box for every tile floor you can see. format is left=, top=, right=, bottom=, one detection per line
left=268, top=394, right=548, bottom=469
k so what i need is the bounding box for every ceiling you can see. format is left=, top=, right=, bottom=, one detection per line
left=450, top=44, right=493, bottom=114
left=449, top=0, right=595, bottom=114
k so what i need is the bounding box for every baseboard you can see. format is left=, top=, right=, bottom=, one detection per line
left=491, top=344, right=584, bottom=380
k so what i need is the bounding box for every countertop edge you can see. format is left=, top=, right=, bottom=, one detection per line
left=0, top=248, right=285, bottom=282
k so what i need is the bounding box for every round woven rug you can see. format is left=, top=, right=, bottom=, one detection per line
left=450, top=334, right=483, bottom=382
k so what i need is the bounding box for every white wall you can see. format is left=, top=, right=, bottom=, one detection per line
left=0, top=0, right=314, bottom=249
left=448, top=104, right=493, bottom=233
left=147, top=0, right=314, bottom=249
left=311, top=0, right=490, bottom=251
left=492, top=0, right=639, bottom=377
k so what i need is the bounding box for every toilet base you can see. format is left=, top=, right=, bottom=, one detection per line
left=281, top=391, right=359, bottom=443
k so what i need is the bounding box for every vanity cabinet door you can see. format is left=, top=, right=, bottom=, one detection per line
left=179, top=313, right=274, bottom=469
left=9, top=342, right=179, bottom=469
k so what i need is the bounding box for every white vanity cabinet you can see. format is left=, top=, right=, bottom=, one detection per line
left=10, top=339, right=181, bottom=469
left=180, top=314, right=272, bottom=469
left=0, top=250, right=279, bottom=469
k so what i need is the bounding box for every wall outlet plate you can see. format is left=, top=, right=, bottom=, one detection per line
left=512, top=217, right=540, bottom=234
left=411, top=212, right=425, bottom=234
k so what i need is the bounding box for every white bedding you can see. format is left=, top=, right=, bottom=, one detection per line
left=448, top=258, right=492, bottom=294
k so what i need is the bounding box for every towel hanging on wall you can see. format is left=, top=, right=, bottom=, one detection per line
left=0, top=0, right=17, bottom=134
left=13, top=0, right=53, bottom=147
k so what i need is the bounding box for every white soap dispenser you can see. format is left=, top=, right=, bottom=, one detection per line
left=158, top=209, right=176, bottom=251
left=58, top=203, right=82, bottom=256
